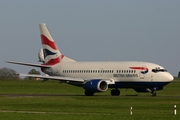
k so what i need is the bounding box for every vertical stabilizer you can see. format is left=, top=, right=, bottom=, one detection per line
left=39, top=23, right=76, bottom=65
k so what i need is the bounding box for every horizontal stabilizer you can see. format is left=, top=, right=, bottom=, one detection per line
left=6, top=61, right=51, bottom=68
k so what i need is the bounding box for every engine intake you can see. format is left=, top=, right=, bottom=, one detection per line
left=84, top=79, right=108, bottom=92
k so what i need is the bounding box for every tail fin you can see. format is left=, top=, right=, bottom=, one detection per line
left=39, top=23, right=76, bottom=65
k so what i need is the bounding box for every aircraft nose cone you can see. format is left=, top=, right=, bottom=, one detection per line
left=166, top=73, right=174, bottom=82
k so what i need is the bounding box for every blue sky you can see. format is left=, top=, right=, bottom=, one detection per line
left=0, top=0, right=180, bottom=76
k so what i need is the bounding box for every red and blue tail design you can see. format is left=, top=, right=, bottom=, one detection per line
left=39, top=23, right=64, bottom=66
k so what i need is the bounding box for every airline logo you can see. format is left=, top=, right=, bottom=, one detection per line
left=130, top=67, right=149, bottom=74
left=41, top=34, right=64, bottom=65
left=43, top=49, right=56, bottom=58
left=41, top=35, right=57, bottom=50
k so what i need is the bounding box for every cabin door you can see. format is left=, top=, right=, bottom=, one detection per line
left=139, top=71, right=145, bottom=79
left=139, top=66, right=146, bottom=79
left=55, top=66, right=61, bottom=75
left=99, top=68, right=103, bottom=76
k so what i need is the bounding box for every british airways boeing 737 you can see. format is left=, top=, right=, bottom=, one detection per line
left=7, top=23, right=174, bottom=96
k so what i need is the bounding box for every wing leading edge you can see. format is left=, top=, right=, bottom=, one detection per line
left=6, top=61, right=50, bottom=68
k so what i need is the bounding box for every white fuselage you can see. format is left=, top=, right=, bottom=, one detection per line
left=43, top=61, right=173, bottom=88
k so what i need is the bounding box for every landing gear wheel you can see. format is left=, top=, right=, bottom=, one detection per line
left=111, top=89, right=120, bottom=96
left=150, top=91, right=156, bottom=97
left=85, top=91, right=94, bottom=96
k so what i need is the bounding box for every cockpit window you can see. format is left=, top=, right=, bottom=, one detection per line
left=152, top=68, right=167, bottom=73
left=152, top=69, right=157, bottom=73
left=159, top=69, right=167, bottom=72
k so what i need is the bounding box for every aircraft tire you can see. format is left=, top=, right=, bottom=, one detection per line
left=111, top=89, right=120, bottom=96
left=85, top=91, right=94, bottom=96
left=150, top=91, right=156, bottom=97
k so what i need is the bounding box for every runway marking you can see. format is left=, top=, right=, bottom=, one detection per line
left=0, top=110, right=110, bottom=115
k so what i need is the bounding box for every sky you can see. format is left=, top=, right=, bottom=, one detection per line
left=0, top=0, right=180, bottom=76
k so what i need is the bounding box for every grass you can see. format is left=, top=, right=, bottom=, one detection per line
left=0, top=79, right=179, bottom=120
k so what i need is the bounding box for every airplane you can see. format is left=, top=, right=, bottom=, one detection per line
left=7, top=23, right=174, bottom=96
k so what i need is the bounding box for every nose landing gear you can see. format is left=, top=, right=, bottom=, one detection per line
left=150, top=91, right=156, bottom=96
left=146, top=88, right=157, bottom=97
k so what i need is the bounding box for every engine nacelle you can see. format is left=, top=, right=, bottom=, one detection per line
left=83, top=79, right=108, bottom=92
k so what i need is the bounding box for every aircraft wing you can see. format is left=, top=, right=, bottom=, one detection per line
left=20, top=74, right=85, bottom=83
left=6, top=61, right=50, bottom=68
left=19, top=74, right=115, bottom=85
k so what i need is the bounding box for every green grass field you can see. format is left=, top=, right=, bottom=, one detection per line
left=0, top=79, right=179, bottom=120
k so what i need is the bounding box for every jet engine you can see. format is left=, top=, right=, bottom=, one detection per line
left=84, top=79, right=108, bottom=92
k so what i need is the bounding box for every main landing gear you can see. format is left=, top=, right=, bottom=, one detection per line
left=85, top=90, right=94, bottom=96
left=111, top=89, right=120, bottom=96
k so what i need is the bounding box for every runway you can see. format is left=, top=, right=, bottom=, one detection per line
left=0, top=94, right=84, bottom=97
left=0, top=94, right=180, bottom=98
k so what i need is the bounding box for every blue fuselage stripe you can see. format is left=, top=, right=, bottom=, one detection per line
left=109, top=82, right=170, bottom=88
